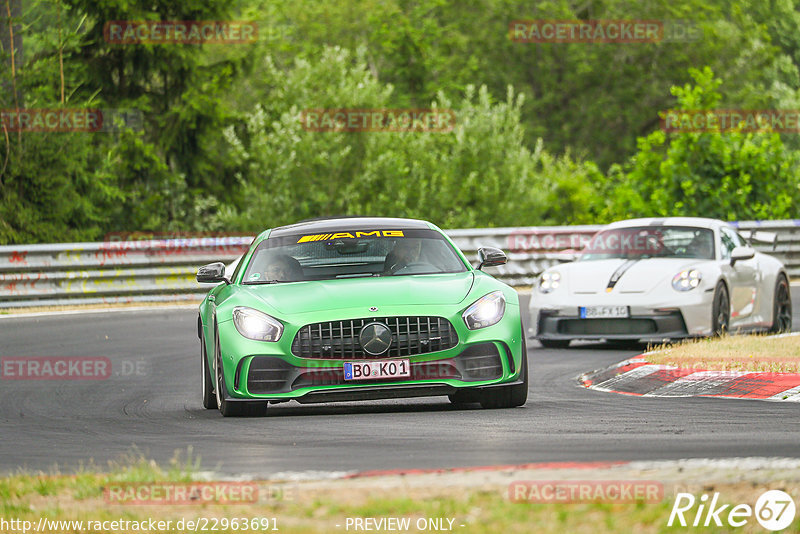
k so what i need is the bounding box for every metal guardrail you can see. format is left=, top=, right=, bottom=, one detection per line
left=1, top=221, right=799, bottom=308
left=0, top=238, right=252, bottom=308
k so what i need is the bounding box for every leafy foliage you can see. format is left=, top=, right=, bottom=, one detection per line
left=604, top=67, right=800, bottom=221
left=2, top=0, right=800, bottom=244
left=221, top=48, right=602, bottom=229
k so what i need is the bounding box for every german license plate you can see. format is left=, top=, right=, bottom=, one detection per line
left=579, top=306, right=629, bottom=319
left=343, top=359, right=411, bottom=381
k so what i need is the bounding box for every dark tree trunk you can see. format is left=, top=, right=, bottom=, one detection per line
left=1, top=0, right=24, bottom=106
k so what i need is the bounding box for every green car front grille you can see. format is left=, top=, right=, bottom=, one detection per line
left=290, top=316, right=458, bottom=360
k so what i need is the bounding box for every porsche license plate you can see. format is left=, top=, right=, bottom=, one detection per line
left=579, top=306, right=629, bottom=319
left=343, top=359, right=411, bottom=381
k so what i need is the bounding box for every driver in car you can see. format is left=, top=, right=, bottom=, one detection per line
left=383, top=239, right=423, bottom=274
left=687, top=232, right=715, bottom=259
left=263, top=254, right=304, bottom=281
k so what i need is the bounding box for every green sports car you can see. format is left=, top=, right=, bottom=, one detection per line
left=196, top=217, right=528, bottom=416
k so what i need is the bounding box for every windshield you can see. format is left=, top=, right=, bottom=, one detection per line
left=579, top=226, right=715, bottom=261
left=242, top=228, right=467, bottom=283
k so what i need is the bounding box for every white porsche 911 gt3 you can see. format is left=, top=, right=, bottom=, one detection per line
left=529, top=217, right=792, bottom=347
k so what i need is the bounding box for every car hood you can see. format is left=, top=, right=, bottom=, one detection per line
left=559, top=258, right=708, bottom=294
left=239, top=272, right=476, bottom=315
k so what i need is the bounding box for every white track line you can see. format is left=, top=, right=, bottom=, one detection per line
left=768, top=384, right=800, bottom=402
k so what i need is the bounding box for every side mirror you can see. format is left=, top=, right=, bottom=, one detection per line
left=730, top=246, right=755, bottom=266
left=197, top=262, right=230, bottom=284
left=477, top=247, right=507, bottom=270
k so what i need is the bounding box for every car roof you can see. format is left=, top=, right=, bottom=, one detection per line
left=268, top=217, right=432, bottom=237
left=605, top=217, right=731, bottom=230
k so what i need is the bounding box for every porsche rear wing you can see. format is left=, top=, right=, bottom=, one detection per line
left=739, top=230, right=778, bottom=250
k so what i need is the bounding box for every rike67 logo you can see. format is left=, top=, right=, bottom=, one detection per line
left=668, top=490, right=796, bottom=531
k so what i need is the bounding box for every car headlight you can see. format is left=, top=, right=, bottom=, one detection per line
left=463, top=291, right=506, bottom=330
left=538, top=271, right=561, bottom=293
left=232, top=307, right=284, bottom=341
left=672, top=269, right=702, bottom=291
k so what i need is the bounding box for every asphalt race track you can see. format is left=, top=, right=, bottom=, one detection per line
left=1, top=291, right=799, bottom=477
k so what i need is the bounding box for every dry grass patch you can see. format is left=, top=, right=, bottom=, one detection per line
left=644, top=334, right=800, bottom=373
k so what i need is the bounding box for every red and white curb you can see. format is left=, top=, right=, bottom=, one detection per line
left=580, top=355, right=800, bottom=402
left=213, top=457, right=800, bottom=484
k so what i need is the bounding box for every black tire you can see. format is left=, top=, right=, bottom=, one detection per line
left=201, top=336, right=215, bottom=410
left=539, top=338, right=571, bottom=349
left=711, top=282, right=730, bottom=336
left=479, top=334, right=529, bottom=409
left=769, top=274, right=792, bottom=334
left=214, top=321, right=266, bottom=417
left=447, top=388, right=480, bottom=405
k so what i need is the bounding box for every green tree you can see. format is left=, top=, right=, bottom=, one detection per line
left=220, top=47, right=603, bottom=230
left=604, top=67, right=800, bottom=221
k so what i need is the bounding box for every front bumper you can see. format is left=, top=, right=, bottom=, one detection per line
left=529, top=288, right=716, bottom=341
left=214, top=305, right=524, bottom=403
left=536, top=310, right=689, bottom=341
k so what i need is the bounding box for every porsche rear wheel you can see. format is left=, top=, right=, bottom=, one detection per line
left=214, top=321, right=266, bottom=417
left=769, top=274, right=792, bottom=334
left=711, top=282, right=730, bottom=336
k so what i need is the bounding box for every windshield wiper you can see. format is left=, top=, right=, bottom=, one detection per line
left=244, top=279, right=282, bottom=285
left=334, top=273, right=379, bottom=279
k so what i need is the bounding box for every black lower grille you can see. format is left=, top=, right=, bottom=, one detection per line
left=290, top=360, right=462, bottom=389
left=538, top=310, right=688, bottom=339
left=455, top=343, right=504, bottom=381
left=291, top=316, right=458, bottom=359
left=246, top=343, right=501, bottom=394
left=559, top=318, right=657, bottom=335
left=247, top=357, right=295, bottom=394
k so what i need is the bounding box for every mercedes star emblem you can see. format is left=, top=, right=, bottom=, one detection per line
left=359, top=322, right=392, bottom=356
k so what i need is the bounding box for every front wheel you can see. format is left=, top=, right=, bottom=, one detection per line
left=769, top=274, right=792, bottom=334
left=201, top=337, right=215, bottom=410
left=214, top=322, right=266, bottom=417
left=711, top=282, right=730, bottom=336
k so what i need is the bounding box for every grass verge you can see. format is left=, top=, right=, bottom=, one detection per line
left=2, top=452, right=800, bottom=533
left=644, top=333, right=800, bottom=373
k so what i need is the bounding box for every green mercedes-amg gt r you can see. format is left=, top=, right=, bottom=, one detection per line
left=197, top=217, right=528, bottom=416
